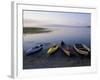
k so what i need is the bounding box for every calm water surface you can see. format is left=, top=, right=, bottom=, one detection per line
left=23, top=27, right=91, bottom=69
left=23, top=27, right=90, bottom=52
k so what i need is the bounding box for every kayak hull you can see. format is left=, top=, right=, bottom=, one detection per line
left=26, top=46, right=43, bottom=56
left=47, top=45, right=59, bottom=55
left=61, top=41, right=70, bottom=56
left=73, top=44, right=90, bottom=56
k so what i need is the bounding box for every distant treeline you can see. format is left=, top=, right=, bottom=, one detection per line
left=23, top=27, right=51, bottom=34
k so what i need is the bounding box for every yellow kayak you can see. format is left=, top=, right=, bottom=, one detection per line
left=47, top=45, right=59, bottom=55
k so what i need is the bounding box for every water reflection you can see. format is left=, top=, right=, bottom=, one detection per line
left=23, top=27, right=90, bottom=52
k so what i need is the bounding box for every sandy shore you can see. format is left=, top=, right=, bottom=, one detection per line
left=23, top=43, right=90, bottom=69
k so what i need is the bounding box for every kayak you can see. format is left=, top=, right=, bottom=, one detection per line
left=25, top=44, right=43, bottom=56
left=61, top=41, right=70, bottom=56
left=73, top=43, right=90, bottom=56
left=47, top=44, right=59, bottom=55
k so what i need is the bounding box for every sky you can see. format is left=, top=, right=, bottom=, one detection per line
left=23, top=10, right=91, bottom=27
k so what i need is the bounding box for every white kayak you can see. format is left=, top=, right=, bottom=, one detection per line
left=25, top=44, right=43, bottom=56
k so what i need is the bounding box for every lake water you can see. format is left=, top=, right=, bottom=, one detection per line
left=23, top=27, right=90, bottom=52
left=23, top=27, right=91, bottom=69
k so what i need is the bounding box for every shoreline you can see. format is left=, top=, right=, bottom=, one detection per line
left=23, top=27, right=52, bottom=34
left=23, top=42, right=90, bottom=69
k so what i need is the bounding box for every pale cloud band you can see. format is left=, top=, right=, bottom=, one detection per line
left=23, top=10, right=91, bottom=27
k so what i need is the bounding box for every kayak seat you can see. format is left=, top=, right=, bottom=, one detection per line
left=79, top=48, right=88, bottom=51
left=34, top=46, right=39, bottom=48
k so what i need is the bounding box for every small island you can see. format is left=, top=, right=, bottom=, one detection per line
left=23, top=27, right=51, bottom=34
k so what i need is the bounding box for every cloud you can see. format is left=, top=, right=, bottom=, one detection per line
left=23, top=11, right=91, bottom=27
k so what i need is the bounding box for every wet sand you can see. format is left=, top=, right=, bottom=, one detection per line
left=23, top=43, right=91, bottom=69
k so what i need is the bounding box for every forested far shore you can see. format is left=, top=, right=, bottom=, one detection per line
left=23, top=27, right=51, bottom=34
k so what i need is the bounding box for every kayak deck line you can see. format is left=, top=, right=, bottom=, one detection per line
left=25, top=44, right=43, bottom=56
left=47, top=44, right=59, bottom=55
